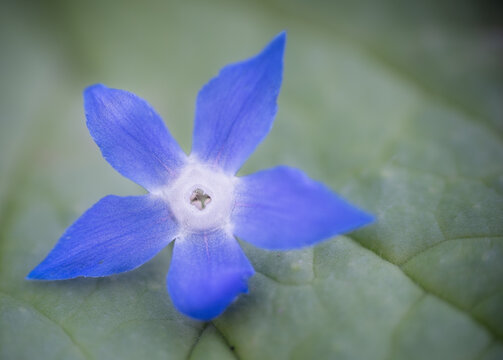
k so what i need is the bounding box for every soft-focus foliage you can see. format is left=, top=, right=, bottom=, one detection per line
left=0, top=0, right=502, bottom=359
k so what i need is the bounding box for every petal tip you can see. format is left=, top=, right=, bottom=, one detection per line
left=358, top=210, right=376, bottom=227
left=342, top=207, right=375, bottom=233
left=26, top=262, right=57, bottom=280
left=83, top=84, right=109, bottom=109
left=274, top=30, right=287, bottom=44
left=83, top=83, right=107, bottom=97
left=168, top=277, right=251, bottom=321
left=264, top=31, right=287, bottom=58
left=25, top=267, right=44, bottom=280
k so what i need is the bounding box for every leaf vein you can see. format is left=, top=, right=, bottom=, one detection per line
left=0, top=291, right=92, bottom=360
left=345, top=236, right=502, bottom=341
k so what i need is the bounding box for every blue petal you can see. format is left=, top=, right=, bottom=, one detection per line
left=191, top=32, right=285, bottom=174
left=232, top=166, right=374, bottom=250
left=84, top=84, right=187, bottom=192
left=167, top=229, right=254, bottom=320
left=27, top=195, right=178, bottom=280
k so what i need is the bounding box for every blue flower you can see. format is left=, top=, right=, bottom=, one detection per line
left=27, top=32, right=373, bottom=321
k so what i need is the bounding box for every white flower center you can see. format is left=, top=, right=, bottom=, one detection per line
left=163, top=161, right=236, bottom=232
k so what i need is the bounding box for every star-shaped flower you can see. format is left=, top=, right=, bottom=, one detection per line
left=27, top=32, right=373, bottom=320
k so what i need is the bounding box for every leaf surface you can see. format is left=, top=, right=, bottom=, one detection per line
left=1, top=0, right=502, bottom=359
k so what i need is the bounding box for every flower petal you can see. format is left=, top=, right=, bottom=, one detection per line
left=167, top=229, right=254, bottom=320
left=232, top=166, right=374, bottom=250
left=27, top=195, right=178, bottom=280
left=84, top=84, right=187, bottom=192
left=191, top=32, right=285, bottom=174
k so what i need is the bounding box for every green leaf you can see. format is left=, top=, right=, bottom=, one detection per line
left=1, top=0, right=502, bottom=359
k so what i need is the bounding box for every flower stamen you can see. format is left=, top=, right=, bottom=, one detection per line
left=190, top=188, right=212, bottom=210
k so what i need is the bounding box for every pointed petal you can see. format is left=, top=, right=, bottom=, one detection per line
left=27, top=195, right=178, bottom=280
left=84, top=84, right=187, bottom=192
left=191, top=32, right=286, bottom=174
left=167, top=229, right=254, bottom=320
left=232, top=166, right=374, bottom=250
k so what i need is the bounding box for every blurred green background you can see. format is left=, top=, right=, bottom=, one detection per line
left=1, top=0, right=502, bottom=359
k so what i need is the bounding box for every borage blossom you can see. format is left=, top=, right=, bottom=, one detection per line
left=27, top=32, right=373, bottom=320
